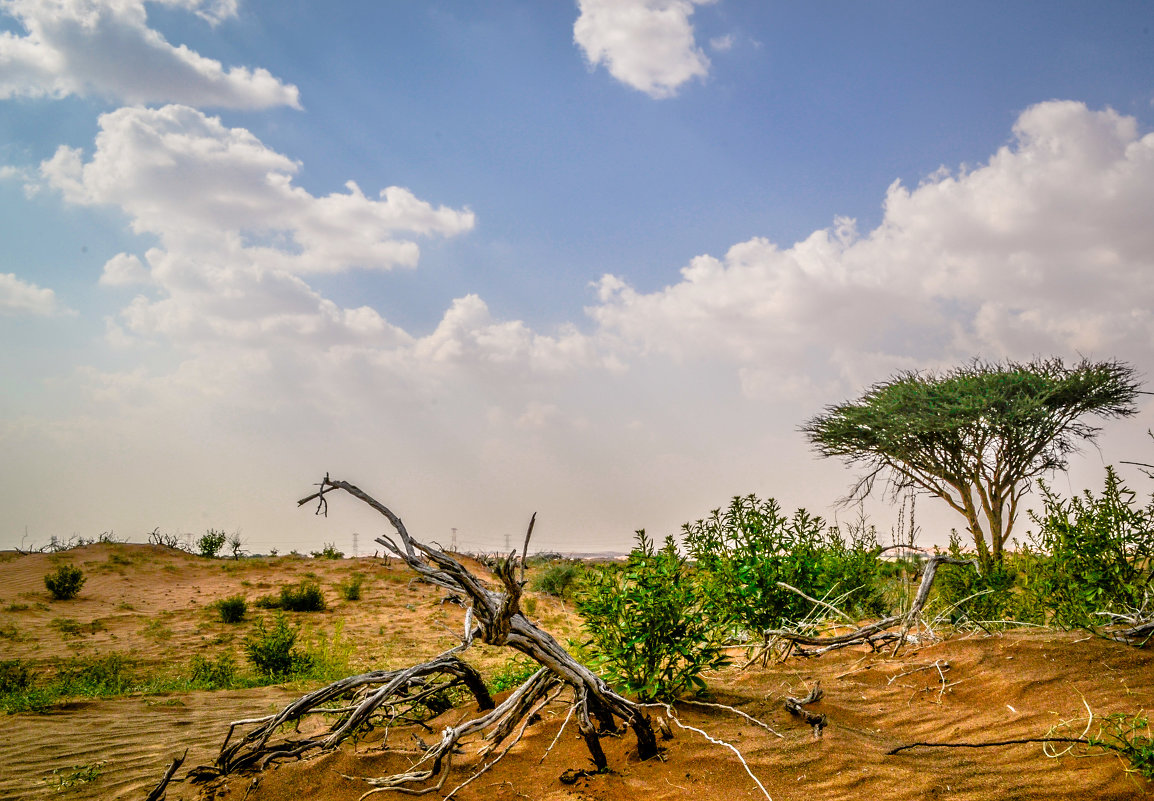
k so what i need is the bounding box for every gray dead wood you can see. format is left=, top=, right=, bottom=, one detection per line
left=764, top=554, right=975, bottom=655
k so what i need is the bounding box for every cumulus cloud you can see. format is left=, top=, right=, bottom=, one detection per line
left=0, top=0, right=300, bottom=108
left=0, top=272, right=71, bottom=315
left=574, top=0, right=713, bottom=98
left=590, top=101, right=1154, bottom=397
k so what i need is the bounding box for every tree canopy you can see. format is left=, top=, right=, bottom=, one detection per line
left=802, top=358, right=1141, bottom=569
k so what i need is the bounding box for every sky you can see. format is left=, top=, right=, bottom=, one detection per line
left=2, top=0, right=1153, bottom=556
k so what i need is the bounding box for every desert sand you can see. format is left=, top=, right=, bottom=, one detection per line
left=1, top=543, right=1151, bottom=800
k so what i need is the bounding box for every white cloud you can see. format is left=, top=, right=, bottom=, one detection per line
left=0, top=272, right=71, bottom=315
left=0, top=0, right=300, bottom=108
left=39, top=105, right=475, bottom=277
left=709, top=34, right=733, bottom=52
left=574, top=0, right=713, bottom=98
left=590, top=101, right=1154, bottom=394
left=99, top=252, right=149, bottom=286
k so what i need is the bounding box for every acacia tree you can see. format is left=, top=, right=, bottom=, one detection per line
left=802, top=358, right=1140, bottom=570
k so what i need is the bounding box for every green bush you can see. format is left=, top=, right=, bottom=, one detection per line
left=244, top=614, right=313, bottom=678
left=279, top=581, right=326, bottom=612
left=44, top=564, right=86, bottom=601
left=577, top=531, right=727, bottom=701
left=1025, top=468, right=1153, bottom=631
left=56, top=653, right=134, bottom=697
left=0, top=660, right=33, bottom=694
left=311, top=543, right=344, bottom=559
left=189, top=652, right=238, bottom=689
left=338, top=573, right=365, bottom=601
left=197, top=529, right=227, bottom=558
left=683, top=495, right=886, bottom=640
left=486, top=656, right=541, bottom=694
left=531, top=562, right=582, bottom=598
left=216, top=595, right=248, bottom=624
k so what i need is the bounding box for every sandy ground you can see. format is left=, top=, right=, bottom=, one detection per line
left=1, top=543, right=1152, bottom=801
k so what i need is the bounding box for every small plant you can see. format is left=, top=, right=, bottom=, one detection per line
left=51, top=617, right=105, bottom=637
left=0, top=660, right=33, bottom=694
left=46, top=761, right=105, bottom=791
left=244, top=614, right=313, bottom=678
left=141, top=617, right=174, bottom=641
left=197, top=529, right=227, bottom=558
left=577, top=531, right=728, bottom=701
left=56, top=653, right=134, bottom=696
left=487, top=656, right=541, bottom=694
left=338, top=573, right=365, bottom=601
left=311, top=542, right=344, bottom=559
left=277, top=580, right=326, bottom=612
left=216, top=594, right=248, bottom=623
left=44, top=564, right=86, bottom=600
left=531, top=562, right=582, bottom=598
left=189, top=652, right=238, bottom=689
left=227, top=531, right=245, bottom=559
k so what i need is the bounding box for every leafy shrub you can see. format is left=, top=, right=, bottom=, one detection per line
left=189, top=652, right=238, bottom=689
left=51, top=617, right=104, bottom=637
left=197, top=529, right=227, bottom=558
left=0, top=660, right=33, bottom=694
left=244, top=614, right=313, bottom=678
left=312, top=543, right=344, bottom=559
left=1025, top=468, right=1153, bottom=631
left=929, top=536, right=1025, bottom=625
left=338, top=573, right=365, bottom=601
left=44, top=564, right=86, bottom=600
left=577, top=531, right=727, bottom=701
left=279, top=581, right=326, bottom=612
left=683, top=495, right=886, bottom=640
left=216, top=595, right=248, bottom=623
left=531, top=562, right=582, bottom=598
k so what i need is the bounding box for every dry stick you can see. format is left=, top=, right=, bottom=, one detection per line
left=678, top=700, right=785, bottom=739
left=888, top=737, right=1090, bottom=756
left=776, top=581, right=859, bottom=627
left=539, top=704, right=576, bottom=764
left=145, top=749, right=187, bottom=801
left=519, top=512, right=536, bottom=586
left=647, top=703, right=772, bottom=801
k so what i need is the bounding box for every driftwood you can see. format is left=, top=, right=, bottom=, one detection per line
left=764, top=554, right=976, bottom=656
left=191, top=476, right=658, bottom=795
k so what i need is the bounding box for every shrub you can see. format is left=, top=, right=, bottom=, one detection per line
left=531, top=562, right=582, bottom=598
left=486, top=656, right=541, bottom=694
left=279, top=581, right=326, bottom=612
left=56, top=653, right=134, bottom=697
left=312, top=543, right=344, bottom=559
left=683, top=495, right=885, bottom=639
left=338, top=573, right=365, bottom=601
left=189, top=652, right=238, bottom=689
left=197, top=529, right=227, bottom=558
left=577, top=531, right=727, bottom=701
left=0, top=660, right=33, bottom=694
left=1025, top=467, right=1153, bottom=631
left=244, top=614, right=313, bottom=678
left=216, top=595, right=248, bottom=624
left=44, top=564, right=86, bottom=600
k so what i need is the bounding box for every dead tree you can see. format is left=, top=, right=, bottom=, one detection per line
left=193, top=476, right=657, bottom=793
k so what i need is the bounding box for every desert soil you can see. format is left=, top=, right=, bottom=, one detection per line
left=1, top=543, right=1151, bottom=801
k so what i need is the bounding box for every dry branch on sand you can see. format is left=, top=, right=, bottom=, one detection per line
left=760, top=554, right=975, bottom=659
left=185, top=475, right=659, bottom=796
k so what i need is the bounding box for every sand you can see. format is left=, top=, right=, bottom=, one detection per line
left=1, top=543, right=1151, bottom=800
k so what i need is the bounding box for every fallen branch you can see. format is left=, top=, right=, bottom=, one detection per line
left=763, top=555, right=974, bottom=655
left=185, top=476, right=659, bottom=795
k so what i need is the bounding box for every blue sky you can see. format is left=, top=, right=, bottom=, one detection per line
left=2, top=1, right=1153, bottom=555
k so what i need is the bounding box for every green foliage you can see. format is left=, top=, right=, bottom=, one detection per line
left=197, top=529, right=227, bottom=558
left=55, top=653, right=134, bottom=697
left=244, top=613, right=313, bottom=678
left=51, top=617, right=105, bottom=637
left=45, top=761, right=105, bottom=791
left=216, top=594, right=248, bottom=623
left=279, top=580, right=327, bottom=612
left=683, top=495, right=886, bottom=638
left=803, top=357, right=1140, bottom=569
left=0, top=660, right=33, bottom=694
left=44, top=564, right=86, bottom=600
left=312, top=542, right=344, bottom=559
left=189, top=652, right=238, bottom=689
left=486, top=656, right=542, bottom=695
left=929, top=534, right=1034, bottom=625
left=577, top=531, right=727, bottom=701
left=338, top=573, right=365, bottom=601
left=1025, top=468, right=1154, bottom=631
left=531, top=562, right=583, bottom=598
